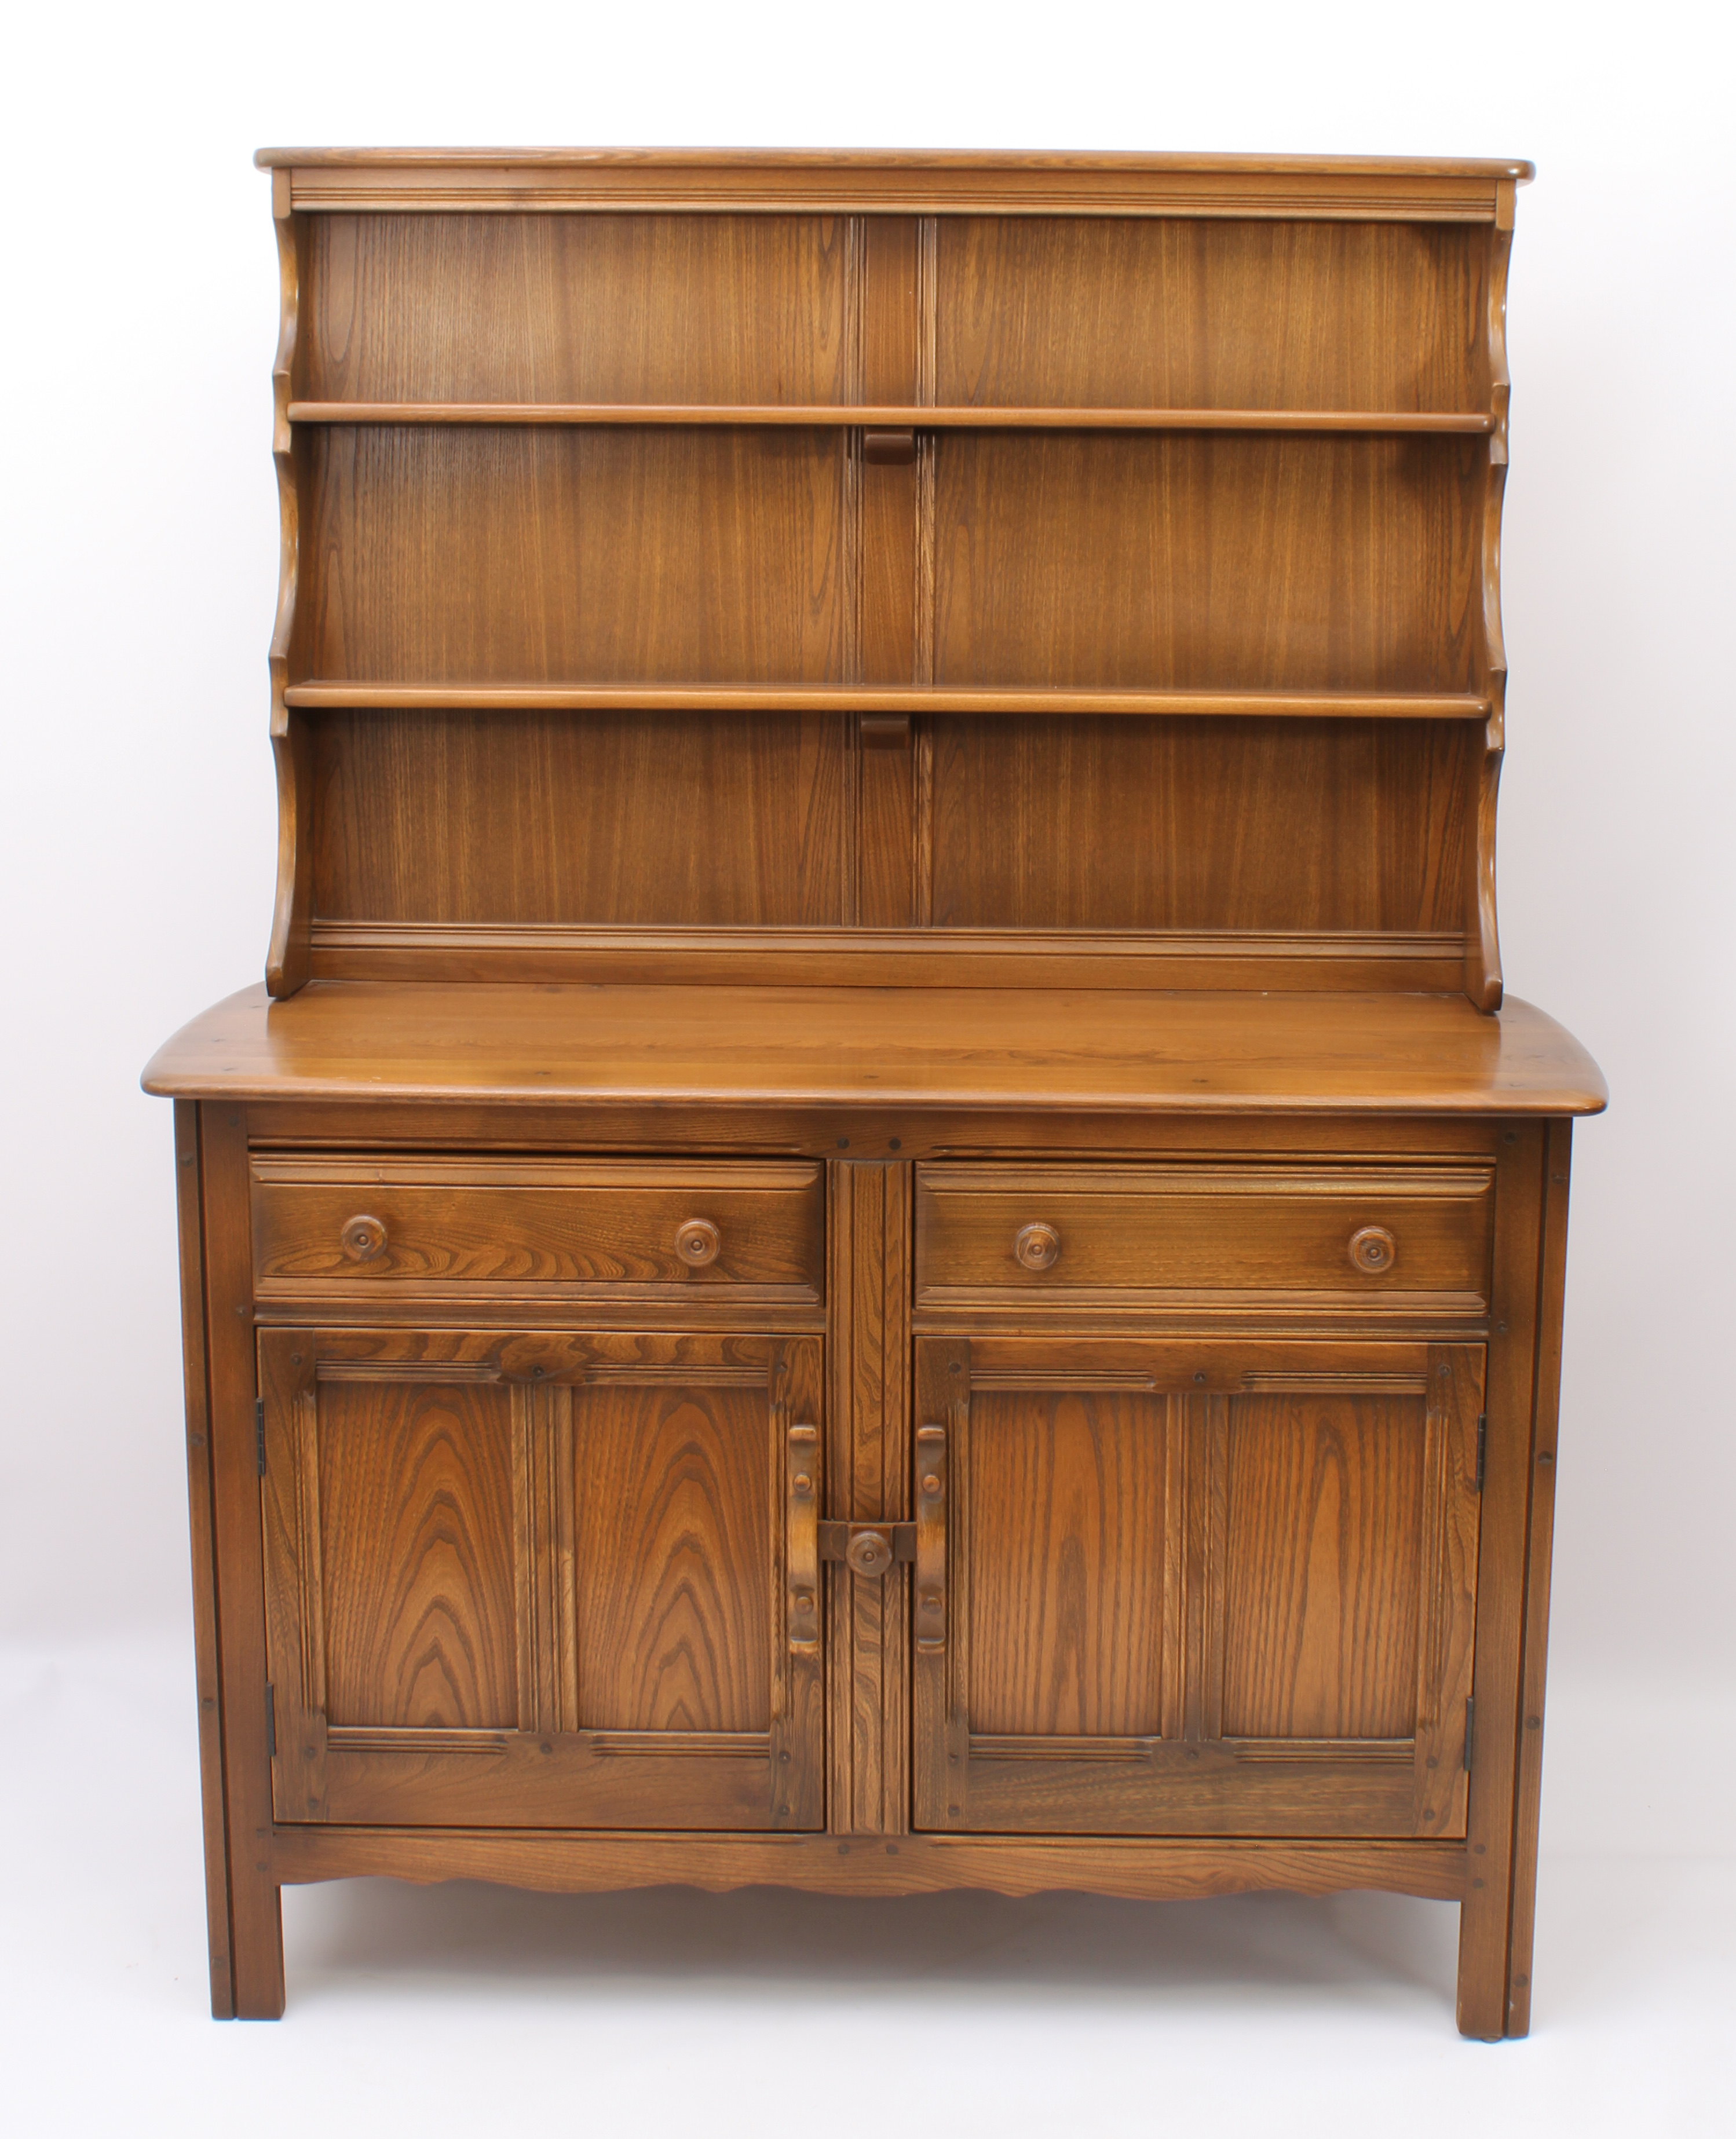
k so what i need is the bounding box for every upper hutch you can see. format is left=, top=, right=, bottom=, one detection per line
left=145, top=150, right=1603, bottom=2034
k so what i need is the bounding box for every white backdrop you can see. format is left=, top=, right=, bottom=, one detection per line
left=1, top=0, right=1731, bottom=2119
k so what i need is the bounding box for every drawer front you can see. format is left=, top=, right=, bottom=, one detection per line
left=251, top=1157, right=824, bottom=1304
left=915, top=1164, right=1493, bottom=1315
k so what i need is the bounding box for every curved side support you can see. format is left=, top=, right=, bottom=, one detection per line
left=1464, top=188, right=1514, bottom=1012
left=266, top=169, right=313, bottom=999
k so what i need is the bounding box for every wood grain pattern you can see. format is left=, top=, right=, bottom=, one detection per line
left=826, top=1162, right=912, bottom=1835
left=301, top=923, right=1468, bottom=995
left=316, top=1376, right=518, bottom=1729
left=312, top=710, right=846, bottom=927
left=1219, top=1391, right=1424, bottom=1739
left=938, top=217, right=1487, bottom=414
left=242, top=1102, right=1502, bottom=1161
left=913, top=1334, right=1491, bottom=1839
left=249, top=1154, right=824, bottom=1301
left=267, top=166, right=313, bottom=999
left=1457, top=1122, right=1547, bottom=2038
left=1412, top=1344, right=1484, bottom=1834
left=572, top=1379, right=772, bottom=1733
left=304, top=426, right=847, bottom=684
left=146, top=153, right=1596, bottom=2027
left=967, top=1390, right=1168, bottom=1736
left=144, top=982, right=1609, bottom=1116
left=261, top=148, right=1528, bottom=225
left=856, top=220, right=920, bottom=922
left=934, top=433, right=1483, bottom=691
left=915, top=1161, right=1494, bottom=1314
left=271, top=1823, right=1468, bottom=1905
left=287, top=682, right=1490, bottom=715
left=1505, top=1121, right=1573, bottom=2034
left=305, top=213, right=853, bottom=407
left=289, top=403, right=1496, bottom=432
left=1464, top=204, right=1514, bottom=1010
left=257, top=1327, right=823, bottom=1833
left=171, top=1104, right=234, bottom=2014
left=199, top=1106, right=285, bottom=2017
left=930, top=716, right=1474, bottom=933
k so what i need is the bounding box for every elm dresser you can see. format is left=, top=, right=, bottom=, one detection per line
left=144, top=149, right=1605, bottom=2032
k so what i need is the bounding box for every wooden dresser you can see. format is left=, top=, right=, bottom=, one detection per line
left=144, top=149, right=1605, bottom=2034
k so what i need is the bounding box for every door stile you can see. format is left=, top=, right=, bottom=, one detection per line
left=511, top=1381, right=576, bottom=1738
left=911, top=1338, right=965, bottom=1827
left=826, top=1161, right=913, bottom=1837
left=1413, top=1344, right=1485, bottom=1831
left=258, top=1329, right=327, bottom=1823
left=553, top=1384, right=578, bottom=1735
left=1159, top=1393, right=1186, bottom=1746
left=1198, top=1394, right=1230, bottom=1745
left=772, top=1336, right=827, bottom=1828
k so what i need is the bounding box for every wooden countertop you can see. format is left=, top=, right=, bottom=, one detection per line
left=142, top=983, right=1606, bottom=1117
left=254, top=148, right=1535, bottom=178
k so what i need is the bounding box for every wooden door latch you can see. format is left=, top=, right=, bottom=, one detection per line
left=817, top=1521, right=917, bottom=1577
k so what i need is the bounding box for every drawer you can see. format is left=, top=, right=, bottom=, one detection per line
left=250, top=1156, right=824, bottom=1304
left=915, top=1163, right=1493, bottom=1314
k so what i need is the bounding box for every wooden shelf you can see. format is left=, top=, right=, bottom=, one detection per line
left=288, top=401, right=1495, bottom=435
left=283, top=683, right=1492, bottom=718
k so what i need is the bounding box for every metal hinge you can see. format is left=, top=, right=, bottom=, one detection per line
left=1475, top=1414, right=1487, bottom=1493
left=817, top=1520, right=917, bottom=1577
left=255, top=1399, right=267, bottom=1476
left=265, top=1682, right=277, bottom=1757
left=1464, top=1696, right=1475, bottom=1774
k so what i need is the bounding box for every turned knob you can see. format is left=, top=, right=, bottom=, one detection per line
left=675, top=1217, right=721, bottom=1267
left=339, top=1214, right=387, bottom=1263
left=1014, top=1222, right=1061, bottom=1271
left=1349, top=1224, right=1398, bottom=1274
left=845, top=1529, right=894, bottom=1578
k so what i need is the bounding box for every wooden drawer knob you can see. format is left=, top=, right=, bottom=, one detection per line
left=339, top=1214, right=386, bottom=1263
left=675, top=1217, right=721, bottom=1267
left=1349, top=1224, right=1397, bottom=1274
left=1014, top=1222, right=1062, bottom=1271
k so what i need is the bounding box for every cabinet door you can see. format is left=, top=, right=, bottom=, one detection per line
left=260, top=1328, right=824, bottom=1829
left=913, top=1337, right=1482, bottom=1837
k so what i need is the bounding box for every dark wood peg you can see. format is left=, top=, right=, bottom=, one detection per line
left=861, top=713, right=912, bottom=748
left=863, top=427, right=916, bottom=465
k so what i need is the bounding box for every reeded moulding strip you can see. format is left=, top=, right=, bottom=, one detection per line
left=284, top=683, right=1492, bottom=719
left=288, top=401, right=1495, bottom=435
left=259, top=152, right=1529, bottom=222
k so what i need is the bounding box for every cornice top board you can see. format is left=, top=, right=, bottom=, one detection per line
left=256, top=147, right=1534, bottom=220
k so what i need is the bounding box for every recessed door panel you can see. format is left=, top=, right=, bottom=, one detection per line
left=914, top=1337, right=1482, bottom=1837
left=317, top=1377, right=518, bottom=1731
left=1220, top=1391, right=1425, bottom=1742
left=260, top=1328, right=824, bottom=1830
left=573, top=1380, right=772, bottom=1734
left=967, top=1389, right=1169, bottom=1739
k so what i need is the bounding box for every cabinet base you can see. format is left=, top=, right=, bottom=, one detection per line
left=217, top=1829, right=1527, bottom=2034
